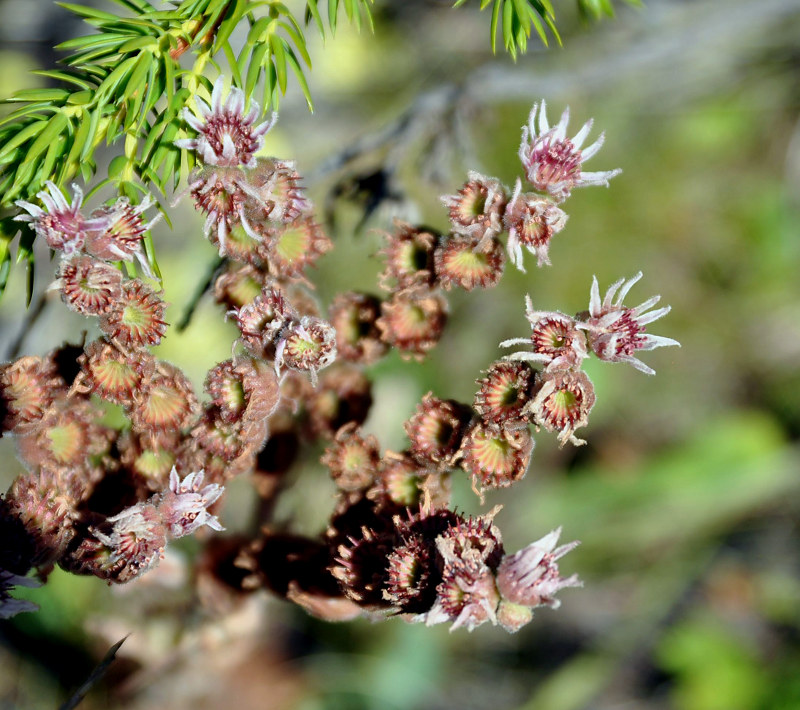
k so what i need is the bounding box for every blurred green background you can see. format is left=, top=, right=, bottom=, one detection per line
left=2, top=0, right=800, bottom=708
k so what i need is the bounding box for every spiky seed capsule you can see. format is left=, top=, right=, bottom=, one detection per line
left=129, top=364, right=198, bottom=435
left=79, top=341, right=155, bottom=406
left=267, top=216, right=332, bottom=277
left=1, top=356, right=62, bottom=433
left=212, top=219, right=270, bottom=265
left=405, top=394, right=470, bottom=468
left=459, top=423, right=534, bottom=492
left=433, top=234, right=505, bottom=291
left=504, top=182, right=568, bottom=270
left=474, top=360, right=534, bottom=428
left=370, top=451, right=428, bottom=508
left=205, top=360, right=248, bottom=423
left=377, top=289, right=448, bottom=360
left=329, top=292, right=388, bottom=364
left=205, top=358, right=281, bottom=425
left=321, top=424, right=380, bottom=492
left=379, top=222, right=438, bottom=290
left=276, top=316, right=338, bottom=382
left=306, top=366, right=373, bottom=439
left=189, top=167, right=250, bottom=249
left=384, top=536, right=438, bottom=613
left=527, top=370, right=596, bottom=447
left=436, top=511, right=505, bottom=570
left=100, top=280, right=168, bottom=350
left=441, top=172, right=507, bottom=242
left=332, top=526, right=394, bottom=608
left=56, top=256, right=123, bottom=316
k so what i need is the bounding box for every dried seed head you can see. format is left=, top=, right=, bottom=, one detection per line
left=321, top=424, right=380, bottom=492
left=370, top=451, right=440, bottom=509
left=527, top=370, right=596, bottom=447
left=377, top=289, right=448, bottom=360
left=433, top=234, right=505, bottom=291
left=379, top=221, right=438, bottom=291
left=504, top=181, right=568, bottom=270
left=441, top=171, right=507, bottom=242
left=306, top=366, right=373, bottom=438
left=276, top=316, right=337, bottom=382
left=192, top=407, right=267, bottom=463
left=175, top=77, right=276, bottom=168
left=436, top=510, right=505, bottom=571
left=519, top=101, right=621, bottom=202
left=129, top=363, right=198, bottom=435
left=582, top=272, right=680, bottom=375
left=55, top=256, right=123, bottom=316
left=213, top=263, right=266, bottom=309
left=458, top=423, right=534, bottom=493
left=267, top=216, right=332, bottom=277
left=4, top=467, right=82, bottom=567
left=332, top=525, right=394, bottom=608
left=118, top=430, right=179, bottom=490
left=16, top=401, right=111, bottom=469
left=474, top=360, right=534, bottom=428
left=232, top=285, right=296, bottom=359
left=85, top=195, right=159, bottom=263
left=79, top=340, right=156, bottom=406
left=205, top=360, right=248, bottom=423
left=384, top=536, right=438, bottom=613
left=1, top=356, right=62, bottom=433
left=212, top=219, right=270, bottom=265
left=496, top=527, right=581, bottom=608
left=329, top=292, right=388, bottom=364
left=243, top=157, right=311, bottom=223
left=405, top=393, right=470, bottom=468
left=14, top=182, right=99, bottom=255
left=205, top=357, right=281, bottom=424
left=99, top=279, right=168, bottom=350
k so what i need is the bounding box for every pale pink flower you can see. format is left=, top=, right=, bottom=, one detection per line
left=519, top=101, right=621, bottom=203
left=175, top=77, right=276, bottom=168
left=496, top=527, right=581, bottom=609
left=14, top=182, right=106, bottom=255
left=504, top=178, right=568, bottom=270
left=157, top=468, right=225, bottom=538
left=93, top=503, right=168, bottom=578
left=580, top=272, right=680, bottom=375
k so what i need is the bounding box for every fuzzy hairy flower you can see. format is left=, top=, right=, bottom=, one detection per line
left=175, top=77, right=276, bottom=168
left=369, top=451, right=451, bottom=510
left=433, top=234, right=505, bottom=291
left=205, top=358, right=281, bottom=424
left=580, top=272, right=680, bottom=375
left=266, top=216, right=332, bottom=278
left=383, top=535, right=438, bottom=613
left=242, top=158, right=311, bottom=223
left=93, top=502, right=167, bottom=580
left=55, top=256, right=123, bottom=316
left=501, top=296, right=588, bottom=371
left=1, top=356, right=63, bottom=433
left=232, top=285, right=296, bottom=359
left=77, top=341, right=156, bottom=406
left=306, top=366, right=373, bottom=438
left=128, top=363, right=198, bottom=435
left=504, top=180, right=568, bottom=270
left=441, top=171, right=507, bottom=243
left=496, top=527, right=581, bottom=611
left=519, top=101, right=621, bottom=202
left=188, top=166, right=251, bottom=251
left=15, top=182, right=104, bottom=255
left=156, top=468, right=225, bottom=538
left=321, top=424, right=380, bottom=492
left=527, top=369, right=596, bottom=446
left=213, top=263, right=266, bottom=309
left=426, top=556, right=500, bottom=632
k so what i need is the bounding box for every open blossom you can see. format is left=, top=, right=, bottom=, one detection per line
left=504, top=178, right=568, bottom=270
left=579, top=272, right=680, bottom=375
left=175, top=77, right=277, bottom=168
left=14, top=182, right=107, bottom=255
left=519, top=101, right=621, bottom=202
left=500, top=295, right=588, bottom=371
left=157, top=468, right=224, bottom=538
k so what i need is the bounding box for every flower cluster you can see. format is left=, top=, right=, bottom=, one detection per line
left=0, top=93, right=673, bottom=636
